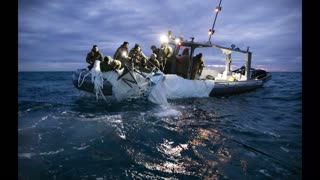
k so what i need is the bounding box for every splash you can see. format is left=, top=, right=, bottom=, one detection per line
left=153, top=108, right=182, bottom=118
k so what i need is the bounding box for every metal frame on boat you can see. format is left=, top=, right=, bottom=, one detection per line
left=156, top=30, right=272, bottom=96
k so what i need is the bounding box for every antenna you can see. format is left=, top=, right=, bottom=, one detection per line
left=208, top=0, right=222, bottom=44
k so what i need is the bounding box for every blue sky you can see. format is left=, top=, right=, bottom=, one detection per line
left=18, top=0, right=301, bottom=72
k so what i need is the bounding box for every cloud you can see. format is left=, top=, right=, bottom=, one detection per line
left=18, top=0, right=301, bottom=72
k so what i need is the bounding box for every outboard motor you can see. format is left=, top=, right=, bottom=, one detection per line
left=232, top=66, right=267, bottom=79
left=251, top=69, right=267, bottom=79
left=232, top=66, right=246, bottom=75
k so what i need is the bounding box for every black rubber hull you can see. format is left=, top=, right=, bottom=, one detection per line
left=72, top=69, right=113, bottom=95
left=72, top=69, right=272, bottom=97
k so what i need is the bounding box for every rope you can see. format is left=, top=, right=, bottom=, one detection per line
left=77, top=70, right=90, bottom=87
left=91, top=68, right=107, bottom=102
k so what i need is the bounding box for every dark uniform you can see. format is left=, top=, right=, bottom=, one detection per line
left=176, top=55, right=190, bottom=78
left=175, top=48, right=190, bottom=79
left=191, top=53, right=205, bottom=79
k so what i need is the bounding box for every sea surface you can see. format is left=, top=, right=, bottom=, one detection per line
left=18, top=72, right=302, bottom=179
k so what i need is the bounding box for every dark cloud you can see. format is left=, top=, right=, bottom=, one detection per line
left=18, top=0, right=301, bottom=72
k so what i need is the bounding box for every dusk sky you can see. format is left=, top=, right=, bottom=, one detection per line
left=18, top=0, right=301, bottom=72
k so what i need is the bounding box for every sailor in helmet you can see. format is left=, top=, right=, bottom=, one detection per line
left=100, top=56, right=122, bottom=72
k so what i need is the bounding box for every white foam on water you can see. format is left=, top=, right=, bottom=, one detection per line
left=157, top=139, right=189, bottom=158
left=38, top=133, right=42, bottom=141
left=153, top=108, right=182, bottom=118
left=18, top=153, right=36, bottom=159
left=39, top=148, right=64, bottom=156
left=19, top=115, right=50, bottom=131
left=18, top=126, right=35, bottom=132
left=19, top=148, right=64, bottom=158
left=107, top=117, right=126, bottom=140
left=126, top=145, right=192, bottom=176
left=118, top=132, right=126, bottom=140
left=24, top=104, right=51, bottom=113
left=280, top=146, right=289, bottom=153
left=114, top=121, right=126, bottom=140
left=78, top=114, right=122, bottom=122
left=258, top=169, right=272, bottom=177
left=143, top=161, right=188, bottom=175
left=152, top=104, right=183, bottom=118
left=73, top=144, right=90, bottom=151
left=264, top=131, right=281, bottom=138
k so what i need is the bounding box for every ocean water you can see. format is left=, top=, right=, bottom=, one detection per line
left=18, top=72, right=302, bottom=179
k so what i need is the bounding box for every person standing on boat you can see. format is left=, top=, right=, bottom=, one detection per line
left=113, top=41, right=129, bottom=69
left=128, top=43, right=148, bottom=70
left=158, top=43, right=173, bottom=73
left=86, top=45, right=104, bottom=70
left=191, top=53, right=205, bottom=79
left=175, top=48, right=190, bottom=79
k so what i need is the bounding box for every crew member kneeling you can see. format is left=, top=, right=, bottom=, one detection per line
left=100, top=56, right=122, bottom=72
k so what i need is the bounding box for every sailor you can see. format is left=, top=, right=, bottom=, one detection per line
left=140, top=59, right=152, bottom=73
left=128, top=43, right=148, bottom=70
left=86, top=45, right=104, bottom=70
left=113, top=41, right=130, bottom=69
left=146, top=53, right=160, bottom=70
left=150, top=45, right=160, bottom=58
left=191, top=53, right=205, bottom=79
left=100, top=56, right=122, bottom=72
left=158, top=42, right=173, bottom=73
left=175, top=48, right=190, bottom=78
